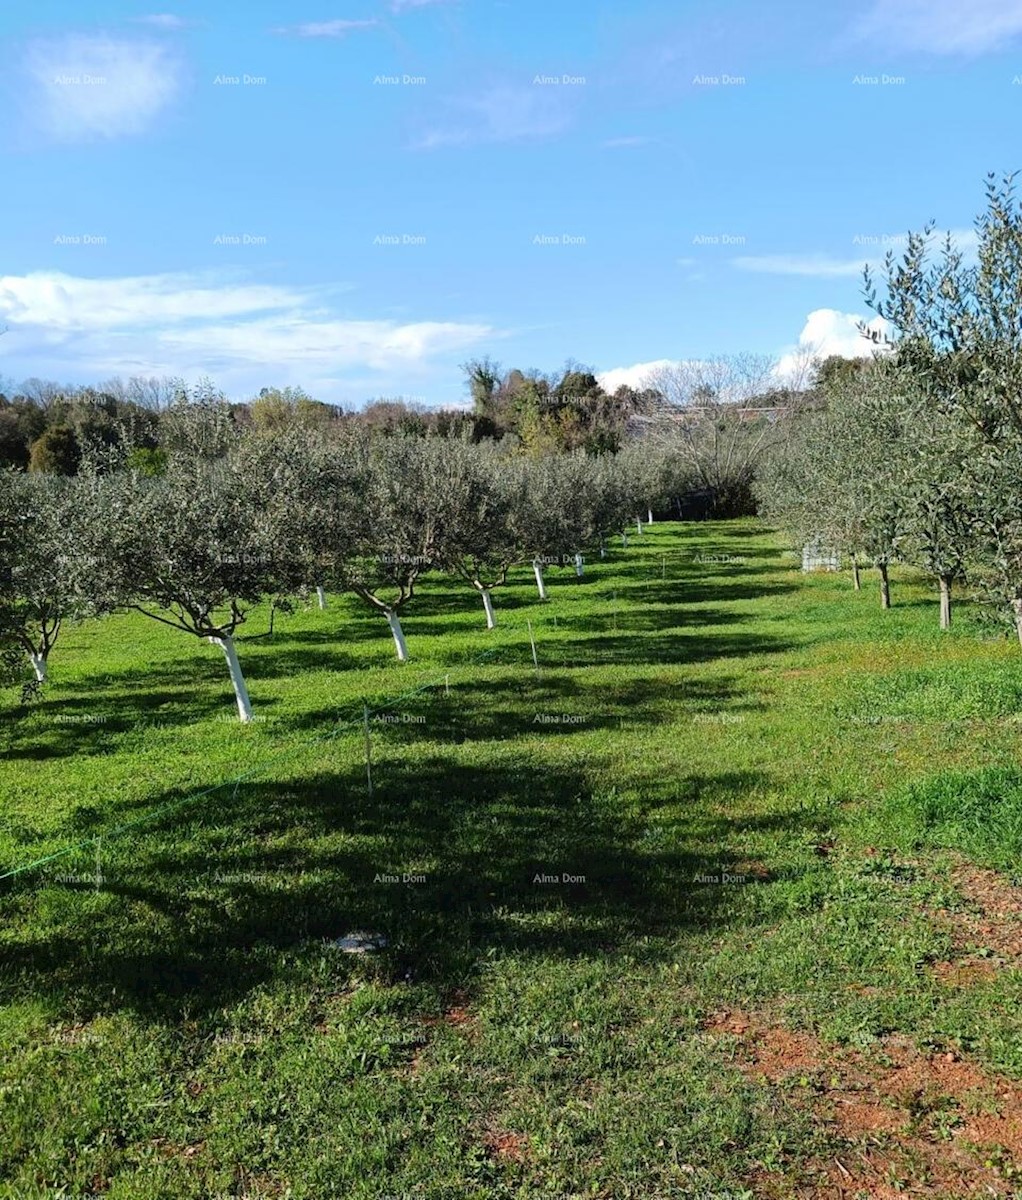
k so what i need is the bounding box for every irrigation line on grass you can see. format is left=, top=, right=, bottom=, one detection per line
left=2, top=549, right=639, bottom=886
left=0, top=647, right=502, bottom=886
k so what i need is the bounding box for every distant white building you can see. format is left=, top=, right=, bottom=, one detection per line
left=802, top=543, right=841, bottom=572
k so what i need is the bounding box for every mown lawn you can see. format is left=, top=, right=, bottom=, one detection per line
left=3, top=519, right=1022, bottom=1198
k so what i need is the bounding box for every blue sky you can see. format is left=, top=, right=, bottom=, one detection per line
left=0, top=0, right=1018, bottom=407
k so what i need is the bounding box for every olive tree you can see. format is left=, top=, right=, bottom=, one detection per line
left=842, top=368, right=908, bottom=609
left=235, top=423, right=351, bottom=616
left=865, top=174, right=1022, bottom=639
left=0, top=470, right=27, bottom=687
left=0, top=470, right=102, bottom=683
left=432, top=441, right=532, bottom=628
left=615, top=438, right=683, bottom=530
left=322, top=435, right=447, bottom=661
left=588, top=453, right=637, bottom=556
left=517, top=454, right=600, bottom=599
left=893, top=389, right=978, bottom=628
left=758, top=361, right=909, bottom=607
left=101, top=410, right=281, bottom=721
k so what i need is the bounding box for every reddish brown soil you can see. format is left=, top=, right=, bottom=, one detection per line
left=482, top=1129, right=531, bottom=1163
left=702, top=1009, right=1022, bottom=1197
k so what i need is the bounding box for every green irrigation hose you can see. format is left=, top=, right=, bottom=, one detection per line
left=0, top=645, right=503, bottom=885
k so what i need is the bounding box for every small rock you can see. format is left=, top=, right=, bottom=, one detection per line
left=331, top=932, right=388, bottom=953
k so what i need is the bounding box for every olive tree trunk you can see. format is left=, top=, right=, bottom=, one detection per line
left=209, top=635, right=253, bottom=722
left=481, top=587, right=496, bottom=629
left=532, top=560, right=548, bottom=601
left=385, top=608, right=409, bottom=661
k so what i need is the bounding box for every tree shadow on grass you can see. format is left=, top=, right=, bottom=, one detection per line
left=266, top=622, right=795, bottom=672
left=0, top=685, right=253, bottom=762
left=0, top=754, right=795, bottom=1021
left=286, top=667, right=767, bottom=742
left=548, top=608, right=751, bottom=637
left=611, top=578, right=799, bottom=606
left=524, top=628, right=796, bottom=669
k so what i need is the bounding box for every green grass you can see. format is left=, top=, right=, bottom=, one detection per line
left=3, top=520, right=1022, bottom=1198
left=865, top=766, right=1022, bottom=875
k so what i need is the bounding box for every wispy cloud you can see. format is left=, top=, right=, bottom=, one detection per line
left=414, top=82, right=574, bottom=148
left=0, top=271, right=318, bottom=331
left=390, top=0, right=453, bottom=10
left=733, top=229, right=979, bottom=277
left=602, top=135, right=654, bottom=149
left=134, top=14, right=191, bottom=30
left=0, top=270, right=494, bottom=383
left=23, top=35, right=183, bottom=142
left=732, top=253, right=871, bottom=278
left=855, top=0, right=1022, bottom=53
left=272, top=19, right=378, bottom=37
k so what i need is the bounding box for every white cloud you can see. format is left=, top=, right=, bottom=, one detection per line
left=600, top=312, right=898, bottom=398
left=23, top=35, right=182, bottom=141
left=775, top=308, right=893, bottom=380
left=163, top=316, right=493, bottom=369
left=414, top=83, right=573, bottom=148
left=273, top=19, right=378, bottom=37
left=0, top=270, right=495, bottom=389
left=856, top=0, right=1022, bottom=53
left=0, top=271, right=312, bottom=331
left=597, top=359, right=683, bottom=393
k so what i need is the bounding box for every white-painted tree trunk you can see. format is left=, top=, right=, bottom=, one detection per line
left=533, top=560, right=548, bottom=600
left=386, top=609, right=409, bottom=661
left=622, top=531, right=629, bottom=548
left=574, top=553, right=584, bottom=577
left=316, top=586, right=327, bottom=610
left=209, top=635, right=253, bottom=722
left=647, top=508, right=654, bottom=525
left=939, top=576, right=952, bottom=630
left=599, top=538, right=606, bottom=559
left=636, top=517, right=643, bottom=535
left=29, top=652, right=47, bottom=683
left=481, top=588, right=497, bottom=629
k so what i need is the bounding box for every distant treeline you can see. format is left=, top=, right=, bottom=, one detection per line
left=0, top=362, right=672, bottom=475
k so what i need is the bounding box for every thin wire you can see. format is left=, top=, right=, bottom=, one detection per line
left=0, top=645, right=504, bottom=884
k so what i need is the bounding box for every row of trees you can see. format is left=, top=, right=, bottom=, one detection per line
left=0, top=412, right=689, bottom=717
left=0, top=379, right=346, bottom=475
left=0, top=366, right=647, bottom=473
left=759, top=174, right=1022, bottom=640
left=3, top=355, right=812, bottom=524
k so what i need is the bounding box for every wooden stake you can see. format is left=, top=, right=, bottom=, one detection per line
left=363, top=704, right=374, bottom=798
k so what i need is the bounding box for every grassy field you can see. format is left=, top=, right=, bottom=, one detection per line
left=4, top=519, right=1022, bottom=1199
